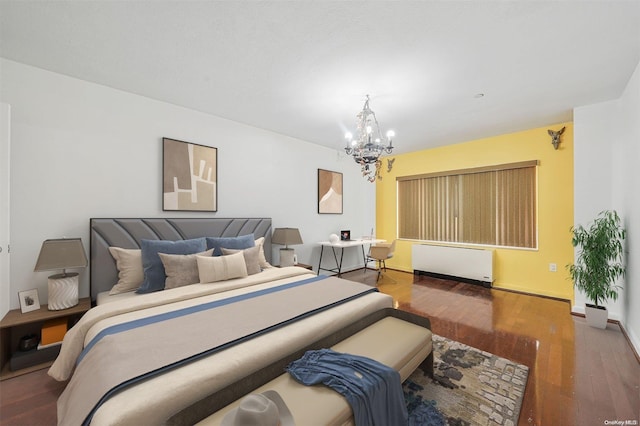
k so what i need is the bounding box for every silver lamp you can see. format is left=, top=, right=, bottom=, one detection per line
left=34, top=238, right=88, bottom=310
left=271, top=228, right=303, bottom=267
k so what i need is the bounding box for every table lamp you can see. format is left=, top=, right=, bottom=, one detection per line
left=271, top=228, right=303, bottom=267
left=34, top=238, right=88, bottom=310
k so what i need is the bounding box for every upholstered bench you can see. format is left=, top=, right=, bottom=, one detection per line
left=167, top=308, right=433, bottom=426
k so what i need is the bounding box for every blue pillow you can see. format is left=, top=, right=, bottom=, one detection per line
left=137, top=238, right=207, bottom=294
left=206, top=234, right=255, bottom=256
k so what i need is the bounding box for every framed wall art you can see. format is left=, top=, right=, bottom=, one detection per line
left=318, top=169, right=343, bottom=214
left=18, top=289, right=40, bottom=313
left=163, top=138, right=217, bottom=212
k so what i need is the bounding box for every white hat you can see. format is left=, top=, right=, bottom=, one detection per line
left=221, top=390, right=294, bottom=426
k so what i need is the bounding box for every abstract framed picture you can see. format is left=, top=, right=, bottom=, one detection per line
left=18, top=289, right=40, bottom=313
left=318, top=169, right=343, bottom=214
left=163, top=138, right=217, bottom=212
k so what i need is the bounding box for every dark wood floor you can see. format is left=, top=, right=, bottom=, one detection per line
left=0, top=269, right=638, bottom=425
left=351, top=269, right=640, bottom=426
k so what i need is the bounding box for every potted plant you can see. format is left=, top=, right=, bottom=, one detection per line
left=568, top=210, right=626, bottom=329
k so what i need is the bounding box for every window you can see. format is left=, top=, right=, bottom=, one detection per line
left=397, top=161, right=538, bottom=249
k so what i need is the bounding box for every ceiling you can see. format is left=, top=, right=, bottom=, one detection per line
left=1, top=1, right=639, bottom=154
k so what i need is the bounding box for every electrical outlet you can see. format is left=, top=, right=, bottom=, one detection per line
left=549, top=263, right=557, bottom=272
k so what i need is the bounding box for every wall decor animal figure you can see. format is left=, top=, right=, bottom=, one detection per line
left=387, top=158, right=395, bottom=172
left=548, top=126, right=565, bottom=150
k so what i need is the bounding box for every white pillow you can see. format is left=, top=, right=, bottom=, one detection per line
left=254, top=237, right=273, bottom=269
left=197, top=251, right=248, bottom=283
left=108, top=247, right=143, bottom=295
left=221, top=245, right=261, bottom=275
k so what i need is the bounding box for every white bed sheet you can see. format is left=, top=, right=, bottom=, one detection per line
left=95, top=290, right=137, bottom=305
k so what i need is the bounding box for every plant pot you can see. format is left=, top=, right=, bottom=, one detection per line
left=585, top=304, right=608, bottom=329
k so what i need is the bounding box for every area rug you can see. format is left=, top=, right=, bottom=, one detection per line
left=404, top=334, right=529, bottom=426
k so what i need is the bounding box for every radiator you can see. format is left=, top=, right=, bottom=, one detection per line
left=412, top=244, right=494, bottom=284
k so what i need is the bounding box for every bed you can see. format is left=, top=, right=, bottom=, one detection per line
left=48, top=218, right=395, bottom=425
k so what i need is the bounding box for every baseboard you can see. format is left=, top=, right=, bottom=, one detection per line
left=619, top=323, right=640, bottom=364
left=570, top=310, right=619, bottom=324
left=496, top=287, right=572, bottom=306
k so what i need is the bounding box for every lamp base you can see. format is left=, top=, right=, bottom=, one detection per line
left=280, top=248, right=296, bottom=267
left=48, top=273, right=79, bottom=310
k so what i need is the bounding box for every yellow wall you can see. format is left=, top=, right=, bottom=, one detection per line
left=376, top=123, right=574, bottom=301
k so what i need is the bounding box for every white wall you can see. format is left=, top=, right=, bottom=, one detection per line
left=0, top=103, right=10, bottom=317
left=613, top=61, right=640, bottom=353
left=574, top=60, right=640, bottom=353
left=0, top=59, right=376, bottom=313
left=573, top=100, right=619, bottom=315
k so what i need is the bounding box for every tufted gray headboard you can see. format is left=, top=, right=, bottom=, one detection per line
left=90, top=218, right=272, bottom=302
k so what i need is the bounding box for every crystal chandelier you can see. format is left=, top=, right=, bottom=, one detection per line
left=344, top=95, right=395, bottom=182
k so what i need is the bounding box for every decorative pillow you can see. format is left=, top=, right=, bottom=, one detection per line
left=221, top=245, right=261, bottom=275
left=108, top=247, right=143, bottom=295
left=159, top=249, right=214, bottom=289
left=206, top=234, right=255, bottom=256
left=137, top=238, right=207, bottom=294
left=197, top=251, right=248, bottom=283
left=254, top=237, right=273, bottom=269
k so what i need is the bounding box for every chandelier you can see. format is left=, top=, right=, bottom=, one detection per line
left=344, top=95, right=395, bottom=182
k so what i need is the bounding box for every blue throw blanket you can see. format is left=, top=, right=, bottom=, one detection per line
left=286, top=349, right=408, bottom=426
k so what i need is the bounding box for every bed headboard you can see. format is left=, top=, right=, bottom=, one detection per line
left=89, top=218, right=272, bottom=301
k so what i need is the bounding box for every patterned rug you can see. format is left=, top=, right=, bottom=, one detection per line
left=404, top=335, right=529, bottom=426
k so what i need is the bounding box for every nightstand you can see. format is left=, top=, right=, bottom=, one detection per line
left=276, top=263, right=313, bottom=271
left=0, top=297, right=91, bottom=380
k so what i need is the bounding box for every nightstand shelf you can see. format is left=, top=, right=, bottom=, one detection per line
left=0, top=297, right=91, bottom=380
left=276, top=263, right=313, bottom=271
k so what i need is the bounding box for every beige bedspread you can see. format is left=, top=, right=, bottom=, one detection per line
left=50, top=267, right=312, bottom=381
left=51, top=267, right=393, bottom=425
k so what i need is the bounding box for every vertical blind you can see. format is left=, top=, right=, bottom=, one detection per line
left=397, top=161, right=538, bottom=248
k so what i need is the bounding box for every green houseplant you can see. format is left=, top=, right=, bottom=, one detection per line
left=568, top=210, right=626, bottom=329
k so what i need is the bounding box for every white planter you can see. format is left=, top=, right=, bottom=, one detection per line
left=585, top=304, right=608, bottom=329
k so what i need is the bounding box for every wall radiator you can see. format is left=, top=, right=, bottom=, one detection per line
left=412, top=244, right=494, bottom=286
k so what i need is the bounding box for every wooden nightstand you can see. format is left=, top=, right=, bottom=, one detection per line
left=0, top=297, right=91, bottom=380
left=276, top=263, right=313, bottom=271
left=294, top=263, right=313, bottom=271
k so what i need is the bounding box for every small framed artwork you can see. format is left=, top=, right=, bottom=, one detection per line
left=18, top=289, right=41, bottom=313
left=318, top=169, right=343, bottom=214
left=163, top=138, right=218, bottom=212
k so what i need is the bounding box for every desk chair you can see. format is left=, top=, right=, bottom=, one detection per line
left=367, top=240, right=396, bottom=282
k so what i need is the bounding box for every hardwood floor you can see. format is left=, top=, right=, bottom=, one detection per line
left=348, top=268, right=640, bottom=426
left=0, top=269, right=638, bottom=425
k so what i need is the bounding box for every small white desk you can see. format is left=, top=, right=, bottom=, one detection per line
left=317, top=239, right=385, bottom=276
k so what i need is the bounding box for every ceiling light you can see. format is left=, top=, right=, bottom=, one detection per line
left=344, top=95, right=395, bottom=183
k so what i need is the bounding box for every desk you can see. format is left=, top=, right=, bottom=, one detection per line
left=317, top=239, right=385, bottom=276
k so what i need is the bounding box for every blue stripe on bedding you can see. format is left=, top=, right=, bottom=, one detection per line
left=78, top=275, right=328, bottom=366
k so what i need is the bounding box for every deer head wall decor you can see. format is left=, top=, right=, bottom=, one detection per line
left=387, top=158, right=395, bottom=173
left=547, top=126, right=565, bottom=150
